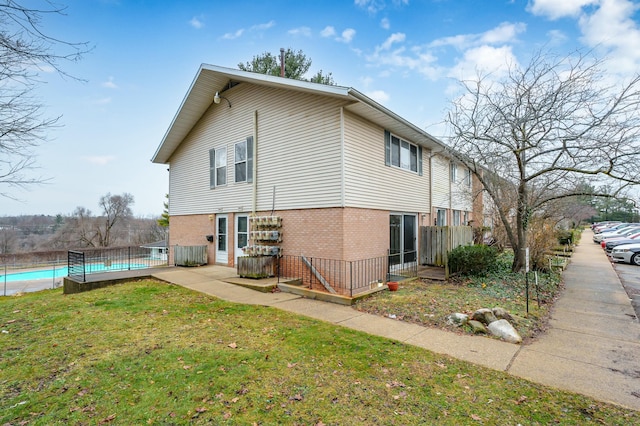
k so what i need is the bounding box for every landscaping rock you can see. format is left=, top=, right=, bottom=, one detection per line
left=487, top=319, right=522, bottom=344
left=492, top=307, right=514, bottom=322
left=467, top=320, right=487, bottom=334
left=445, top=313, right=469, bottom=327
left=471, top=308, right=497, bottom=325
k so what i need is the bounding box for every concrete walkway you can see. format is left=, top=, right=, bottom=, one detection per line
left=151, top=230, right=640, bottom=411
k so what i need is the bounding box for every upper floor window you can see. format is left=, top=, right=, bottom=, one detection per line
left=465, top=168, right=472, bottom=187
left=234, top=138, right=253, bottom=183
left=450, top=162, right=458, bottom=182
left=209, top=146, right=226, bottom=188
left=209, top=136, right=253, bottom=189
left=385, top=130, right=422, bottom=174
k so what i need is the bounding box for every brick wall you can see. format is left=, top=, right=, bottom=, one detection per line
left=170, top=207, right=429, bottom=266
left=169, top=214, right=218, bottom=266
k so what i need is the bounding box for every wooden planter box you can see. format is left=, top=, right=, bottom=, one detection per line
left=238, top=256, right=276, bottom=278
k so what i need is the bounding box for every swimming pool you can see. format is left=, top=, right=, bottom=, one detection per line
left=1, top=263, right=147, bottom=283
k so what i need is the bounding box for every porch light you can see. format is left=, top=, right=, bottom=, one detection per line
left=214, top=91, right=231, bottom=108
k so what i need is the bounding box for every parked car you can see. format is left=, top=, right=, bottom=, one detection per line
left=593, top=222, right=625, bottom=233
left=600, top=229, right=640, bottom=247
left=592, top=221, right=621, bottom=231
left=610, top=243, right=640, bottom=265
left=604, top=233, right=640, bottom=253
left=593, top=225, right=640, bottom=243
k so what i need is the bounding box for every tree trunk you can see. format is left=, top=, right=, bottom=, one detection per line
left=512, top=179, right=528, bottom=273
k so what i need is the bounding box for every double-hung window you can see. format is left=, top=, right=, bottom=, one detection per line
left=210, top=137, right=253, bottom=189
left=385, top=131, right=422, bottom=174
left=235, top=141, right=247, bottom=182
left=209, top=147, right=227, bottom=188
left=450, top=162, right=458, bottom=182
left=465, top=168, right=472, bottom=187
left=234, top=137, right=253, bottom=183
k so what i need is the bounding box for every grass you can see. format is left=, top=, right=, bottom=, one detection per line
left=1, top=280, right=638, bottom=425
left=355, top=254, right=562, bottom=340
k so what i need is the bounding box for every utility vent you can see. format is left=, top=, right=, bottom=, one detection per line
left=174, top=245, right=208, bottom=266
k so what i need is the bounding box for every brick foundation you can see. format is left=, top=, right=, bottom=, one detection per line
left=169, top=207, right=404, bottom=266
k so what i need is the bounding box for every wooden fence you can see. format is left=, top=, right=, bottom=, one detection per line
left=420, top=226, right=473, bottom=277
left=174, top=245, right=207, bottom=266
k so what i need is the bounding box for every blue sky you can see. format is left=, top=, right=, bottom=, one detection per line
left=3, top=0, right=639, bottom=217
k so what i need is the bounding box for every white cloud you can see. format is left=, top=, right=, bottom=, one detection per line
left=547, top=29, right=568, bottom=44
left=322, top=26, right=355, bottom=43
left=337, top=28, right=356, bottom=43
left=321, top=26, right=336, bottom=37
left=355, top=0, right=386, bottom=14
left=92, top=97, right=112, bottom=105
left=288, top=26, right=312, bottom=37
left=360, top=76, right=374, bottom=87
left=221, top=21, right=274, bottom=40
left=579, top=0, right=640, bottom=74
left=354, top=0, right=408, bottom=14
left=480, top=22, right=527, bottom=44
left=101, top=76, right=118, bottom=89
left=365, top=89, right=390, bottom=104
left=430, top=22, right=526, bottom=49
left=252, top=20, right=275, bottom=31
left=380, top=17, right=390, bottom=29
left=367, top=34, right=442, bottom=80
left=84, top=155, right=116, bottom=165
left=527, top=0, right=599, bottom=20
left=222, top=29, right=244, bottom=40
left=380, top=32, right=405, bottom=50
left=189, top=16, right=204, bottom=29
left=448, top=45, right=519, bottom=81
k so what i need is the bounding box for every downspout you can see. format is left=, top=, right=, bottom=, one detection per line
left=429, top=153, right=434, bottom=225
left=340, top=107, right=345, bottom=208
left=449, top=161, right=453, bottom=224
left=252, top=110, right=258, bottom=214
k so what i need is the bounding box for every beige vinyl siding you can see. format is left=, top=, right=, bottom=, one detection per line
left=169, top=83, right=343, bottom=216
left=343, top=111, right=430, bottom=212
left=451, top=165, right=473, bottom=211
left=431, top=154, right=450, bottom=208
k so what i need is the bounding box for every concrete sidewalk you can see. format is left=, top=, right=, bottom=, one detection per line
left=508, top=230, right=640, bottom=410
left=152, top=230, right=640, bottom=411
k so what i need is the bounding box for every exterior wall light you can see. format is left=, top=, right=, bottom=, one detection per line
left=213, top=91, right=231, bottom=107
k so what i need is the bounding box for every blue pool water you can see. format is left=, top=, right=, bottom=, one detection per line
left=1, top=263, right=147, bottom=282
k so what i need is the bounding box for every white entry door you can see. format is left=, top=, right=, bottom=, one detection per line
left=216, top=215, right=228, bottom=264
left=235, top=214, right=249, bottom=264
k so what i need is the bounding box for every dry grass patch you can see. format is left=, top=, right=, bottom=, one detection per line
left=354, top=263, right=561, bottom=340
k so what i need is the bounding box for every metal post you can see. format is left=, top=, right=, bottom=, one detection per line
left=349, top=261, right=353, bottom=298
left=3, top=264, right=6, bottom=296
left=128, top=246, right=131, bottom=270
left=525, top=271, right=529, bottom=314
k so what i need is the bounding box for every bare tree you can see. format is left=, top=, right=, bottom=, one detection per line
left=0, top=1, right=88, bottom=198
left=50, top=193, right=134, bottom=248
left=95, top=193, right=134, bottom=247
left=0, top=226, right=18, bottom=254
left=445, top=51, right=640, bottom=272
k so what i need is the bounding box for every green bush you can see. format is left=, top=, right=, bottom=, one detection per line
left=448, top=244, right=499, bottom=275
left=556, top=230, right=573, bottom=245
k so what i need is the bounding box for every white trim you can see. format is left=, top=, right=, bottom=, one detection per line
left=235, top=214, right=249, bottom=264
left=216, top=214, right=228, bottom=264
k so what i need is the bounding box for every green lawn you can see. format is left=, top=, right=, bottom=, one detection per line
left=1, top=280, right=637, bottom=425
